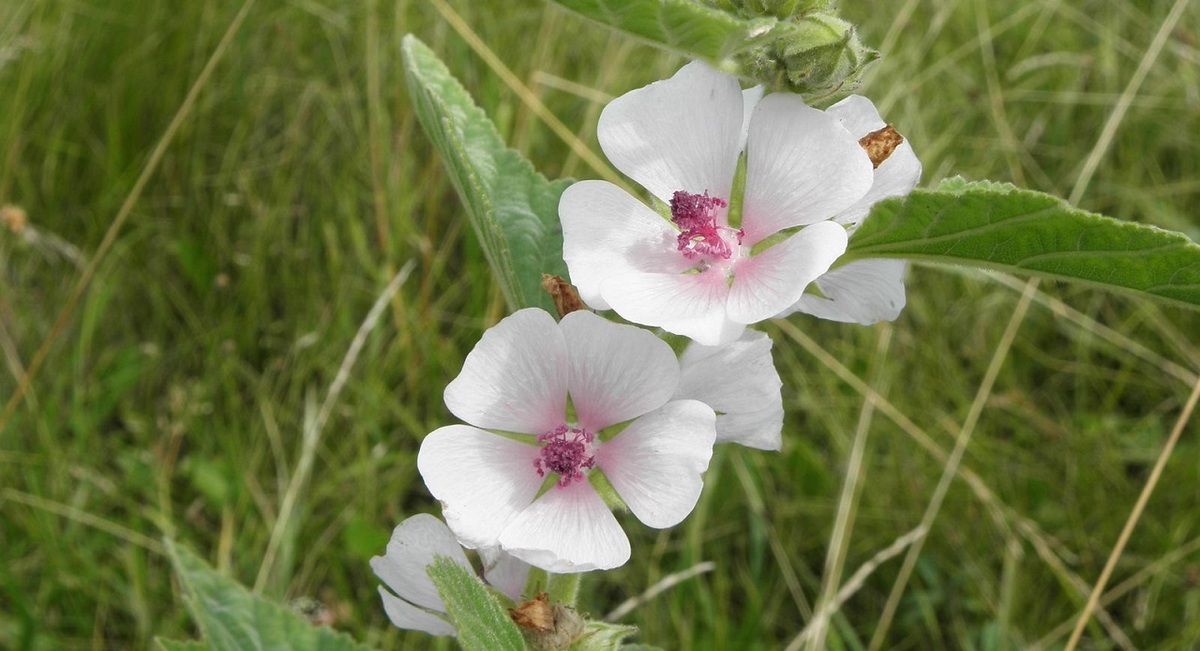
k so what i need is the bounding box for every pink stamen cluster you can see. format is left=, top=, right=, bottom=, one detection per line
left=534, top=424, right=596, bottom=488
left=669, top=190, right=743, bottom=261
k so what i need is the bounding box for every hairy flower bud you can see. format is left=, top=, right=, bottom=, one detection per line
left=736, top=12, right=878, bottom=97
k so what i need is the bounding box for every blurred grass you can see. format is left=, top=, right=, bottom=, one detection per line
left=1, top=0, right=1199, bottom=649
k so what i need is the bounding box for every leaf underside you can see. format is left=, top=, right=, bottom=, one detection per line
left=166, top=539, right=373, bottom=651
left=549, top=0, right=776, bottom=63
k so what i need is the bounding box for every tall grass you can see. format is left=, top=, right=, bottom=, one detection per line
left=1, top=0, right=1198, bottom=648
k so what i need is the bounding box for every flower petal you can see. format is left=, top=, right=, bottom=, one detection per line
left=740, top=93, right=874, bottom=245
left=370, top=514, right=470, bottom=614
left=825, top=95, right=922, bottom=229
left=499, top=480, right=631, bottom=573
left=601, top=268, right=744, bottom=346
left=560, top=180, right=690, bottom=310
left=598, top=61, right=744, bottom=203
left=479, top=547, right=531, bottom=602
left=558, top=310, right=679, bottom=431
left=444, top=308, right=568, bottom=435
left=675, top=329, right=783, bottom=450
left=784, top=258, right=908, bottom=324
left=596, top=400, right=715, bottom=529
left=824, top=93, right=887, bottom=136
left=377, top=586, right=457, bottom=637
left=740, top=85, right=764, bottom=152
left=417, top=425, right=543, bottom=549
left=726, top=221, right=847, bottom=324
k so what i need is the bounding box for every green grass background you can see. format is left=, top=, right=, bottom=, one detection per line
left=2, top=0, right=1200, bottom=649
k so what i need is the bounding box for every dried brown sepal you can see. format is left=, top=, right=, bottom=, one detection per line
left=1, top=204, right=27, bottom=235
left=510, top=592, right=555, bottom=632
left=541, top=274, right=587, bottom=319
left=509, top=592, right=588, bottom=651
left=858, top=125, right=904, bottom=169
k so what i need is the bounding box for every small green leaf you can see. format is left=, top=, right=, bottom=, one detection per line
left=576, top=621, right=639, bottom=650
left=427, top=556, right=525, bottom=651
left=401, top=35, right=570, bottom=314
left=165, top=539, right=373, bottom=651
left=844, top=178, right=1200, bottom=310
left=549, top=0, right=777, bottom=62
left=548, top=0, right=876, bottom=96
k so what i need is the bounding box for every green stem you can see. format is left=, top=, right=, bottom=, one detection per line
left=546, top=572, right=582, bottom=607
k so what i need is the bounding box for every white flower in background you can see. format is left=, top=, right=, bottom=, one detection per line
left=675, top=329, right=784, bottom=451
left=779, top=95, right=922, bottom=324
left=560, top=61, right=920, bottom=345
left=370, top=514, right=530, bottom=637
left=417, top=308, right=716, bottom=574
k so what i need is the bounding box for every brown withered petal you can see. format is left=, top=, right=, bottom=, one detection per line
left=858, top=125, right=904, bottom=169
left=510, top=592, right=588, bottom=650
left=510, top=592, right=555, bottom=632
left=541, top=274, right=587, bottom=319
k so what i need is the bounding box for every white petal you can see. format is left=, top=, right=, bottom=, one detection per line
left=784, top=258, right=908, bottom=324
left=499, top=480, right=631, bottom=573
left=740, top=93, right=874, bottom=246
left=377, top=586, right=457, bottom=637
left=836, top=142, right=922, bottom=230
left=598, top=61, right=744, bottom=203
left=596, top=400, right=715, bottom=529
left=369, top=514, right=469, bottom=613
left=740, top=85, right=764, bottom=152
left=479, top=547, right=531, bottom=601
left=560, top=181, right=690, bottom=310
left=676, top=329, right=783, bottom=450
left=825, top=94, right=887, bottom=137
left=601, top=269, right=744, bottom=346
left=444, top=308, right=568, bottom=434
left=417, top=425, right=544, bottom=549
left=825, top=95, right=923, bottom=229
left=727, top=221, right=848, bottom=324
left=559, top=310, right=679, bottom=431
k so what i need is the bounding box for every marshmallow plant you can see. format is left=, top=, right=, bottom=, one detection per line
left=161, top=3, right=1200, bottom=650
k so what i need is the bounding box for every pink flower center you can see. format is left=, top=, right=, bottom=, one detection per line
left=669, top=190, right=743, bottom=262
left=534, top=424, right=596, bottom=488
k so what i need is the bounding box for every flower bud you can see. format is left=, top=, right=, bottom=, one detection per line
left=735, top=12, right=878, bottom=97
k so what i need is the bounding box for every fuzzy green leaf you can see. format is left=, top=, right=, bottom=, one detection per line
left=548, top=0, right=776, bottom=62
left=165, top=540, right=373, bottom=651
left=427, top=556, right=526, bottom=651
left=401, top=35, right=569, bottom=314
left=576, top=621, right=638, bottom=649
left=845, top=178, right=1200, bottom=309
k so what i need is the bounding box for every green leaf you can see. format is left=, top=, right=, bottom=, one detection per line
left=156, top=639, right=208, bottom=651
left=427, top=556, right=526, bottom=651
left=844, top=178, right=1200, bottom=310
left=165, top=539, right=374, bottom=651
left=576, top=621, right=638, bottom=650
left=548, top=0, right=776, bottom=62
left=401, top=35, right=570, bottom=314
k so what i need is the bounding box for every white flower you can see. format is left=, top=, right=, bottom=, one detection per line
left=370, top=514, right=530, bottom=637
left=560, top=62, right=921, bottom=345
left=675, top=329, right=784, bottom=451
left=779, top=95, right=922, bottom=324
left=417, top=308, right=716, bottom=574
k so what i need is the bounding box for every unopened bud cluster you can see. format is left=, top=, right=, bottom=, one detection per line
left=702, top=0, right=878, bottom=98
